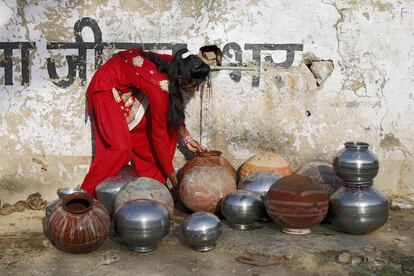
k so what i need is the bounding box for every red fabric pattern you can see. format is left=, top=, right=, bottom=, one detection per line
left=81, top=49, right=178, bottom=197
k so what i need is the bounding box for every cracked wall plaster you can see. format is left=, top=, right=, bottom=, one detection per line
left=0, top=0, right=414, bottom=202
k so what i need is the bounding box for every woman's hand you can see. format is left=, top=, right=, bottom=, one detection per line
left=167, top=172, right=178, bottom=188
left=186, top=139, right=207, bottom=154
left=167, top=172, right=179, bottom=202
left=178, top=127, right=208, bottom=154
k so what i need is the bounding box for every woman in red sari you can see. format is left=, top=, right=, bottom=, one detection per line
left=81, top=48, right=210, bottom=197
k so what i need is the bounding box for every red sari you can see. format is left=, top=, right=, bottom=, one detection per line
left=81, top=48, right=178, bottom=197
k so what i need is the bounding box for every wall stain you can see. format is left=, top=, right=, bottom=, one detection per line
left=380, top=133, right=410, bottom=156
left=119, top=0, right=171, bottom=14
left=32, top=158, right=48, bottom=171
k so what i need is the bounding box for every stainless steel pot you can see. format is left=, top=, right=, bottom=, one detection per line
left=114, top=199, right=170, bottom=252
left=114, top=177, right=174, bottom=215
left=221, top=190, right=265, bottom=230
left=333, top=141, right=379, bottom=183
left=95, top=170, right=137, bottom=217
left=56, top=187, right=87, bottom=200
left=329, top=183, right=389, bottom=235
left=238, top=171, right=282, bottom=199
left=182, top=211, right=222, bottom=252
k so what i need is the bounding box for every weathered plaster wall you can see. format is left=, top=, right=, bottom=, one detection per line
left=0, top=0, right=413, bottom=202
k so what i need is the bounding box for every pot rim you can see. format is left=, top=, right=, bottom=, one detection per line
left=57, top=187, right=87, bottom=199
left=344, top=141, right=370, bottom=149
left=62, top=192, right=94, bottom=214
left=343, top=180, right=373, bottom=187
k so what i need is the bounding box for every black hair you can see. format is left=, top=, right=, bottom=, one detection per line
left=140, top=48, right=210, bottom=128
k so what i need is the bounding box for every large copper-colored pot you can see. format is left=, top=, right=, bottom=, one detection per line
left=180, top=166, right=236, bottom=213
left=264, top=174, right=328, bottom=235
left=180, top=150, right=236, bottom=180
left=48, top=192, right=110, bottom=253
left=239, top=152, right=293, bottom=181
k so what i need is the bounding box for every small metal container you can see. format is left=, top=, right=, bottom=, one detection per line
left=182, top=211, right=222, bottom=252
left=56, top=187, right=87, bottom=200
left=221, top=190, right=265, bottom=230
left=333, top=141, right=379, bottom=183
left=114, top=199, right=170, bottom=253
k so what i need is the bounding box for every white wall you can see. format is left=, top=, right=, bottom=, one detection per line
left=0, top=0, right=413, bottom=201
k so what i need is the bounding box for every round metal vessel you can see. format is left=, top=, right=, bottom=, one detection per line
left=182, top=211, right=222, bottom=252
left=238, top=171, right=282, bottom=199
left=333, top=141, right=379, bottom=183
left=56, top=187, right=87, bottom=200
left=114, top=177, right=174, bottom=215
left=114, top=199, right=170, bottom=253
left=221, top=190, right=265, bottom=230
left=329, top=184, right=389, bottom=235
left=96, top=168, right=138, bottom=217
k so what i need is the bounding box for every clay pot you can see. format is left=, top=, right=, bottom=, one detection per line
left=180, top=150, right=236, bottom=180
left=265, top=174, right=328, bottom=235
left=296, top=162, right=343, bottom=197
left=238, top=152, right=293, bottom=181
left=180, top=166, right=236, bottom=213
left=48, top=192, right=110, bottom=253
left=114, top=177, right=174, bottom=215
left=44, top=188, right=87, bottom=238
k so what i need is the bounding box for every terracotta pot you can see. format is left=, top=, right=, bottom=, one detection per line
left=296, top=162, right=343, bottom=197
left=114, top=177, right=174, bottom=215
left=44, top=188, right=87, bottom=238
left=48, top=192, right=110, bottom=253
left=265, top=174, right=328, bottom=235
left=238, top=152, right=293, bottom=181
left=180, top=166, right=236, bottom=213
left=180, top=150, right=236, bottom=180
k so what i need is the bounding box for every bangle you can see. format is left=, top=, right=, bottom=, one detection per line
left=182, top=135, right=194, bottom=145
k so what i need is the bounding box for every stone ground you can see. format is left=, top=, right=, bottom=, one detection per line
left=0, top=199, right=413, bottom=276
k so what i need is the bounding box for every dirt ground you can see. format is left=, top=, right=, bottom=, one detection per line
left=0, top=197, right=413, bottom=276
